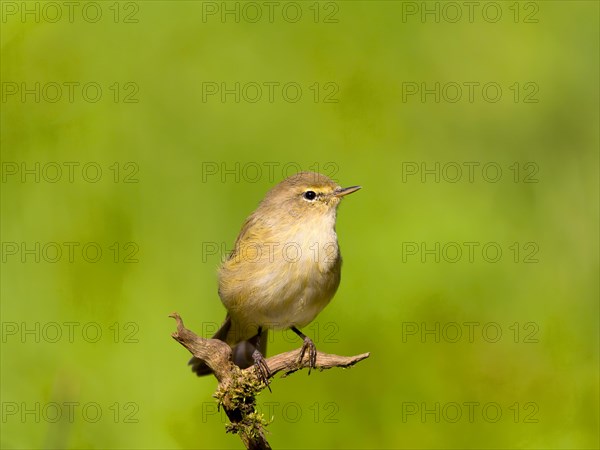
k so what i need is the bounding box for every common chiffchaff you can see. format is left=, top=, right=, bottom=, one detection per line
left=190, top=171, right=360, bottom=377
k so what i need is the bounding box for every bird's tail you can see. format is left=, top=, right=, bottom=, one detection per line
left=189, top=316, right=268, bottom=376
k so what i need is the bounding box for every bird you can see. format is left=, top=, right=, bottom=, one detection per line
left=190, top=171, right=360, bottom=379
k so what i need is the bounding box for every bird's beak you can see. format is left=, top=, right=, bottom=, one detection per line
left=334, top=185, right=362, bottom=197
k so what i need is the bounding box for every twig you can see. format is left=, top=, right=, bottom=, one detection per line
left=170, top=312, right=369, bottom=450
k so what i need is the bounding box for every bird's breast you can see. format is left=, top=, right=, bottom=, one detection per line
left=218, top=219, right=342, bottom=334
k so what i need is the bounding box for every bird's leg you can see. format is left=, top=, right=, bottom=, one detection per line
left=291, top=326, right=317, bottom=374
left=251, top=327, right=272, bottom=392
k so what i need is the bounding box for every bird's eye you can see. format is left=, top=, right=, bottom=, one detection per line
left=303, top=191, right=317, bottom=201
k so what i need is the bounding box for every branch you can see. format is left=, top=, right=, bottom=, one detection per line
left=170, top=312, right=369, bottom=450
left=254, top=347, right=370, bottom=378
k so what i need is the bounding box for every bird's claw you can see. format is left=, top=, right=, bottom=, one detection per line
left=298, top=336, right=317, bottom=374
left=252, top=350, right=272, bottom=392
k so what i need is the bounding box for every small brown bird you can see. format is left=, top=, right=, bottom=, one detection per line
left=190, top=171, right=360, bottom=377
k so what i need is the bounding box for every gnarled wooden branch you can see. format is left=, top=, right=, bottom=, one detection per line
left=170, top=312, right=369, bottom=450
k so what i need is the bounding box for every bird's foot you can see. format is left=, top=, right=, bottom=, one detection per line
left=298, top=336, right=317, bottom=375
left=252, top=350, right=272, bottom=392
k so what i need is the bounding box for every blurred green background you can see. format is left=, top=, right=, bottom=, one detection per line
left=1, top=1, right=598, bottom=449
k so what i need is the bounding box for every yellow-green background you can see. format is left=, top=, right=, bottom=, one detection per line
left=1, top=1, right=598, bottom=448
